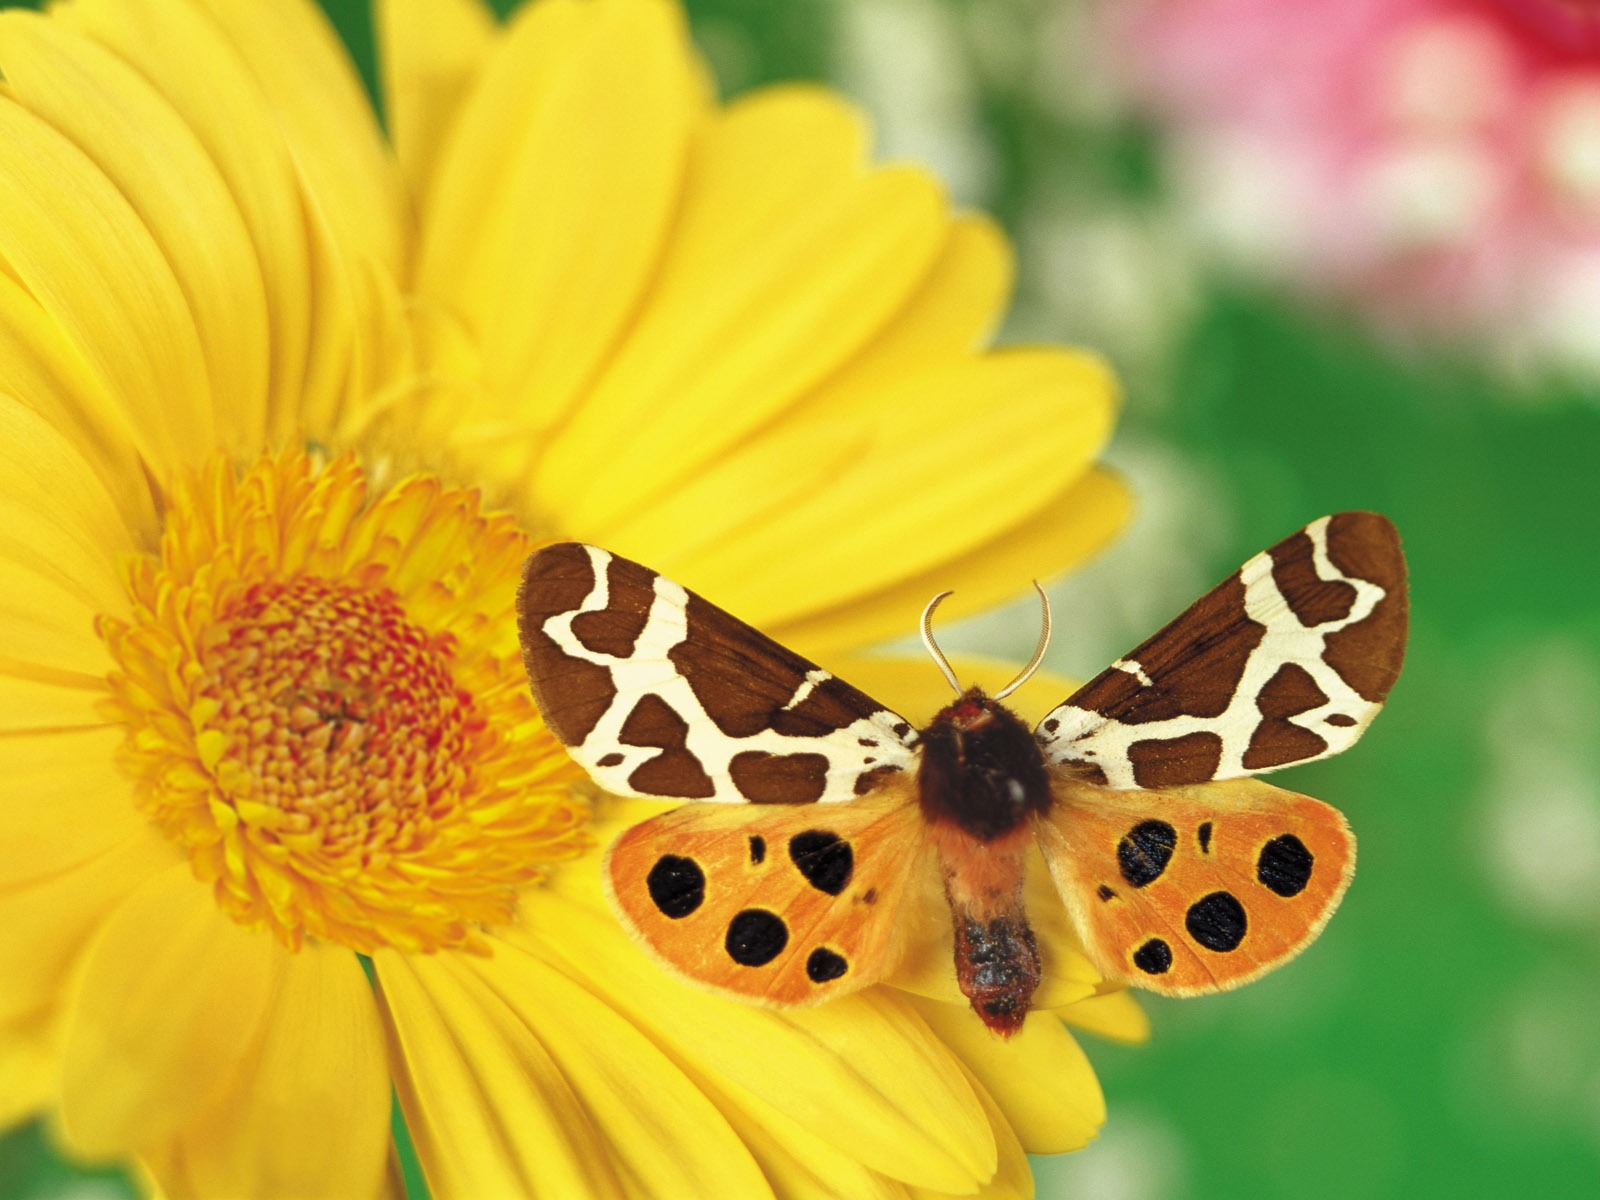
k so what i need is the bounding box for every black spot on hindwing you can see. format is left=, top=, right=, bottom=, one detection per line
left=1117, top=820, right=1177, bottom=887
left=806, top=947, right=848, bottom=983
left=1258, top=834, right=1314, bottom=897
left=725, top=909, right=788, bottom=967
left=646, top=856, right=705, bottom=919
left=788, top=830, right=853, bottom=895
left=1186, top=891, right=1248, bottom=952
left=1133, top=938, right=1173, bottom=974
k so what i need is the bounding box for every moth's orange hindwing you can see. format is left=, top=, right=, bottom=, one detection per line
left=1037, top=773, right=1355, bottom=996
left=604, top=780, right=933, bottom=1006
left=517, top=543, right=919, bottom=805
left=1038, top=512, right=1408, bottom=788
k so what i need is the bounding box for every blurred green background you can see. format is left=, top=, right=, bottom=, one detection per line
left=4, top=1, right=1597, bottom=1197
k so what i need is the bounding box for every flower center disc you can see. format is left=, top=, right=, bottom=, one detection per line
left=205, top=578, right=476, bottom=862
left=100, top=451, right=589, bottom=952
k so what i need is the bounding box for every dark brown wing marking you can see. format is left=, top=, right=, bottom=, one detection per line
left=517, top=543, right=919, bottom=803
left=1036, top=513, right=1407, bottom=788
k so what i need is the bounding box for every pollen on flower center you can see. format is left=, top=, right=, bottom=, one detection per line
left=99, top=450, right=590, bottom=953
left=202, top=578, right=475, bottom=860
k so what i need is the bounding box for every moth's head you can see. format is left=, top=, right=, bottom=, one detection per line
left=935, top=686, right=1005, bottom=732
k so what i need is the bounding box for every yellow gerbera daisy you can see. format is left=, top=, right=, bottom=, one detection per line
left=0, top=0, right=1139, bottom=1195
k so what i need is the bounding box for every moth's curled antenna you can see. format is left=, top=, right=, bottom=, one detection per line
left=920, top=590, right=962, bottom=696
left=994, top=582, right=1052, bottom=701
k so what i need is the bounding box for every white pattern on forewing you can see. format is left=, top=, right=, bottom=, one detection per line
left=1037, top=517, right=1388, bottom=789
left=542, top=547, right=918, bottom=803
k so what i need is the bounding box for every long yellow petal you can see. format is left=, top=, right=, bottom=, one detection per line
left=791, top=213, right=1014, bottom=401
left=376, top=0, right=495, bottom=211
left=156, top=943, right=390, bottom=1200
left=535, top=88, right=947, bottom=529
left=601, top=419, right=874, bottom=571
left=910, top=1064, right=1035, bottom=1200
left=911, top=999, right=1106, bottom=1156
left=0, top=729, right=154, bottom=891
left=62, top=0, right=335, bottom=446
left=0, top=1005, right=58, bottom=1128
left=707, top=1094, right=908, bottom=1200
left=659, top=350, right=1115, bottom=629
left=0, top=279, right=157, bottom=543
left=0, top=666, right=114, bottom=733
left=189, top=0, right=403, bottom=281
left=58, top=862, right=283, bottom=1157
left=774, top=467, right=1131, bottom=660
left=0, top=392, right=141, bottom=624
left=456, top=937, right=774, bottom=1198
left=372, top=948, right=626, bottom=1198
left=0, top=12, right=270, bottom=456
left=0, top=99, right=213, bottom=473
left=1057, top=987, right=1152, bottom=1045
left=0, top=837, right=172, bottom=1037
left=419, top=0, right=702, bottom=443
left=518, top=879, right=997, bottom=1194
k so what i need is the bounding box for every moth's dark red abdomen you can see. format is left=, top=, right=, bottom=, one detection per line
left=952, top=911, right=1042, bottom=1037
left=917, top=688, right=1052, bottom=842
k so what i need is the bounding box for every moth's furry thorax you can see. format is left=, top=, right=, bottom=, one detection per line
left=917, top=687, right=1053, bottom=842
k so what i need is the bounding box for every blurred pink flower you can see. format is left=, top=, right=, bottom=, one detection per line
left=1110, top=0, right=1600, bottom=376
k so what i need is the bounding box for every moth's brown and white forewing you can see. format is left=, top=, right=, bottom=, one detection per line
left=518, top=542, right=920, bottom=805
left=1037, top=512, right=1407, bottom=789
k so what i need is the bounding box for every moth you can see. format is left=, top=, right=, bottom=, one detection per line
left=515, top=513, right=1407, bottom=1036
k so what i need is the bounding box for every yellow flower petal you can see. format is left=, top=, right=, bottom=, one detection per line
left=776, top=467, right=1132, bottom=660
left=11, top=652, right=111, bottom=722
left=520, top=878, right=998, bottom=1193
left=535, top=88, right=948, bottom=530
left=659, top=350, right=1116, bottom=630
left=0, top=278, right=158, bottom=541
left=418, top=0, right=703, bottom=449
left=61, top=0, right=337, bottom=445
left=0, top=729, right=156, bottom=890
left=376, top=0, right=495, bottom=208
left=0, top=12, right=271, bottom=455
left=152, top=943, right=390, bottom=1200
left=910, top=1064, right=1034, bottom=1200
left=454, top=937, right=773, bottom=1197
left=0, top=1005, right=58, bottom=1128
left=0, top=394, right=142, bottom=597
left=601, top=420, right=874, bottom=571
left=1057, top=987, right=1152, bottom=1045
left=0, top=838, right=170, bottom=1031
left=708, top=1096, right=907, bottom=1200
left=373, top=948, right=632, bottom=1198
left=187, top=0, right=403, bottom=282
left=911, top=999, right=1106, bottom=1156
left=59, top=862, right=282, bottom=1157
left=833, top=212, right=1015, bottom=383
left=0, top=99, right=212, bottom=474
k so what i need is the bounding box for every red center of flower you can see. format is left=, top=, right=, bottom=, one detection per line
left=205, top=577, right=479, bottom=859
left=99, top=451, right=591, bottom=953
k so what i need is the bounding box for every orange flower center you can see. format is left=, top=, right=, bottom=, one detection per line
left=99, top=449, right=590, bottom=953
left=203, top=578, right=481, bottom=859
